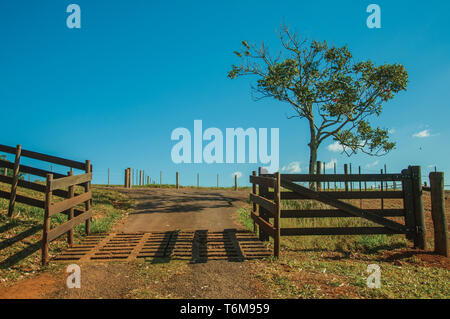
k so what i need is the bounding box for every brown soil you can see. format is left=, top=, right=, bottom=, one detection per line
left=147, top=260, right=269, bottom=299
left=0, top=272, right=63, bottom=299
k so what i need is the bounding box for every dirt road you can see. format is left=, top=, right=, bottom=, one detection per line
left=117, top=188, right=249, bottom=232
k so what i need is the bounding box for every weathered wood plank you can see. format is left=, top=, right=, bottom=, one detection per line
left=280, top=179, right=407, bottom=233
left=0, top=144, right=86, bottom=170
left=0, top=175, right=46, bottom=193
left=281, top=209, right=406, bottom=218
left=250, top=211, right=276, bottom=238
left=249, top=175, right=275, bottom=188
left=267, top=190, right=403, bottom=200
left=49, top=191, right=92, bottom=216
left=260, top=173, right=404, bottom=182
left=50, top=173, right=92, bottom=191
left=249, top=193, right=276, bottom=215
left=0, top=189, right=45, bottom=208
left=280, top=227, right=405, bottom=236
left=429, top=172, right=449, bottom=257
left=47, top=210, right=94, bottom=243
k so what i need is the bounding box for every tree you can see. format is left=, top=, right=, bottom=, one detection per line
left=228, top=25, right=408, bottom=176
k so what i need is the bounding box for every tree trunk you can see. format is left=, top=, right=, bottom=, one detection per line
left=308, top=118, right=318, bottom=189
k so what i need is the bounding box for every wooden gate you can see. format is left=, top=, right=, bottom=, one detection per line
left=249, top=166, right=426, bottom=257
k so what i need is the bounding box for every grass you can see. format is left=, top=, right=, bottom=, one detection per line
left=0, top=184, right=134, bottom=284
left=237, top=198, right=450, bottom=299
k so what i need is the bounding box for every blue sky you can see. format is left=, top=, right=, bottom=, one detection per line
left=0, top=1, right=449, bottom=187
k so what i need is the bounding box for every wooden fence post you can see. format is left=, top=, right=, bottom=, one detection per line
left=108, top=168, right=110, bottom=186
left=258, top=167, right=269, bottom=242
left=274, top=172, right=281, bottom=258
left=3, top=168, right=7, bottom=176
left=402, top=168, right=416, bottom=241
left=8, top=144, right=22, bottom=217
left=234, top=175, right=238, bottom=191
left=349, top=163, right=353, bottom=191
left=160, top=171, right=162, bottom=187
left=176, top=171, right=179, bottom=189
left=84, top=160, right=91, bottom=235
left=410, top=166, right=427, bottom=250
left=429, top=172, right=448, bottom=257
left=380, top=169, right=384, bottom=210
left=124, top=168, right=128, bottom=188
left=359, top=166, right=362, bottom=208
left=217, top=174, right=219, bottom=188
left=197, top=173, right=199, bottom=188
left=67, top=169, right=75, bottom=247
left=333, top=162, right=337, bottom=191
left=252, top=171, right=257, bottom=233
left=344, top=164, right=349, bottom=192
left=42, top=173, right=53, bottom=265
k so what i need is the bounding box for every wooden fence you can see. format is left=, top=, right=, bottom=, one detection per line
left=0, top=144, right=93, bottom=264
left=250, top=165, right=434, bottom=258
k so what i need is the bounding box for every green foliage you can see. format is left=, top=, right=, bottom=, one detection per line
left=229, top=25, right=408, bottom=166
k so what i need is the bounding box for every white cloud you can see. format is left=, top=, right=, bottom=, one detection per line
left=365, top=160, right=379, bottom=169
left=281, top=161, right=301, bottom=173
left=413, top=129, right=430, bottom=138
left=327, top=141, right=344, bottom=153
left=232, top=171, right=242, bottom=179
left=324, top=159, right=338, bottom=170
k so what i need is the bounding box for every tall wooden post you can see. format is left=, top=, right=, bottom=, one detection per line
left=258, top=167, right=269, bottom=241
left=3, top=168, right=7, bottom=176
left=252, top=171, right=257, bottom=233
left=234, top=174, right=238, bottom=191
left=380, top=169, right=384, bottom=210
left=176, top=171, right=179, bottom=189
left=333, top=162, right=337, bottom=191
left=410, top=166, right=426, bottom=250
left=67, top=169, right=74, bottom=246
left=84, top=160, right=91, bottom=235
left=124, top=168, right=128, bottom=187
left=344, top=164, right=349, bottom=192
left=8, top=144, right=22, bottom=217
left=108, top=168, right=110, bottom=186
left=217, top=174, right=219, bottom=188
left=316, top=161, right=322, bottom=191
left=197, top=173, right=199, bottom=188
left=359, top=166, right=362, bottom=208
left=349, top=163, right=353, bottom=191
left=160, top=171, right=162, bottom=187
left=42, top=174, right=53, bottom=265
left=274, top=172, right=281, bottom=258
left=147, top=176, right=149, bottom=185
left=429, top=172, right=448, bottom=257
